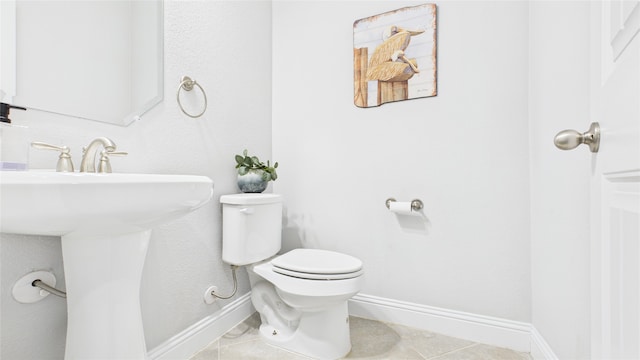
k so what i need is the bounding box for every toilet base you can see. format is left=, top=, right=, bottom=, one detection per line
left=258, top=301, right=351, bottom=360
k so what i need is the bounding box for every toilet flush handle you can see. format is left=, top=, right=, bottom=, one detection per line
left=239, top=207, right=254, bottom=215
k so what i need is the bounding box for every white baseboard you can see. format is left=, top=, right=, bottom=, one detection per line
left=148, top=292, right=255, bottom=360
left=349, top=294, right=533, bottom=353
left=148, top=291, right=559, bottom=360
left=530, top=326, right=559, bottom=360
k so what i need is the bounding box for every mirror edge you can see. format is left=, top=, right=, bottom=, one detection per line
left=120, top=0, right=165, bottom=127
left=4, top=0, right=165, bottom=127
left=0, top=0, right=17, bottom=103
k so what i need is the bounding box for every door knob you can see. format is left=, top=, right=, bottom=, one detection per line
left=554, top=122, right=600, bottom=153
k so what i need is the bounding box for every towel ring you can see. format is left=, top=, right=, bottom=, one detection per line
left=177, top=76, right=208, bottom=118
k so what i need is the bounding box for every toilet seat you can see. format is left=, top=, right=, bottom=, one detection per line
left=271, top=249, right=363, bottom=280
left=252, top=261, right=364, bottom=298
left=273, top=267, right=365, bottom=280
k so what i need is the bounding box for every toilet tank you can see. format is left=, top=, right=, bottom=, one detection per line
left=220, top=193, right=283, bottom=266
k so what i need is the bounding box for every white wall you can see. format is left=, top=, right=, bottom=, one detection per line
left=272, top=1, right=531, bottom=322
left=529, top=1, right=591, bottom=359
left=0, top=1, right=271, bottom=358
left=1, top=1, right=597, bottom=359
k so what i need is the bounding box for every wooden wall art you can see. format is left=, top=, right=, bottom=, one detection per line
left=353, top=4, right=437, bottom=108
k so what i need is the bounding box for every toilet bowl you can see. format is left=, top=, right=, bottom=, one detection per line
left=249, top=249, right=364, bottom=359
left=254, top=248, right=363, bottom=308
left=220, top=194, right=364, bottom=359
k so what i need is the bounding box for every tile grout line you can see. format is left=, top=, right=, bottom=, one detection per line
left=218, top=338, right=260, bottom=357
left=421, top=343, right=480, bottom=360
left=197, top=315, right=532, bottom=360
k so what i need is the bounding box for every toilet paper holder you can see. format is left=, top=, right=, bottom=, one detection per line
left=385, top=198, right=423, bottom=211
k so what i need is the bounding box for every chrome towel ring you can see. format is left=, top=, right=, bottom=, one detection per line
left=177, top=75, right=208, bottom=118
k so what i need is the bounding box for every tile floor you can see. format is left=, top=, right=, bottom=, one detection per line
left=190, top=313, right=532, bottom=360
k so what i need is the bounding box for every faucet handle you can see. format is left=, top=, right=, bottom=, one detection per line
left=97, top=150, right=128, bottom=173
left=31, top=141, right=75, bottom=172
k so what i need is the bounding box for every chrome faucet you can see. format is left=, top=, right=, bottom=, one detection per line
left=80, top=137, right=116, bottom=173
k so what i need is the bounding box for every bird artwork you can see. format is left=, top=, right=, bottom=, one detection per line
left=353, top=4, right=437, bottom=108
left=366, top=26, right=425, bottom=82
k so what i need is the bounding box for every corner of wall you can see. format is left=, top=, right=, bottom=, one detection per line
left=148, top=293, right=255, bottom=360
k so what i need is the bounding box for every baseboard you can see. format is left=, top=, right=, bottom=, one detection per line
left=148, top=291, right=559, bottom=359
left=530, top=326, right=559, bottom=360
left=147, top=292, right=255, bottom=360
left=348, top=293, right=533, bottom=353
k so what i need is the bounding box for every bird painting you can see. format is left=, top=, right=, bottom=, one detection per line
left=366, top=26, right=425, bottom=82
left=353, top=4, right=437, bottom=108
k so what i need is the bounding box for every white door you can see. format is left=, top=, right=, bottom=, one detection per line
left=589, top=0, right=640, bottom=358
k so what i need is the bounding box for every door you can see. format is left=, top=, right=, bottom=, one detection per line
left=590, top=0, right=640, bottom=358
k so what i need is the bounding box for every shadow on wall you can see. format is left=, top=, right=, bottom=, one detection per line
left=280, top=207, right=305, bottom=253
left=393, top=212, right=431, bottom=236
left=280, top=206, right=432, bottom=253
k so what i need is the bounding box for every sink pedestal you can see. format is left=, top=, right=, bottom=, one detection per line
left=62, top=229, right=152, bottom=359
left=0, top=171, right=214, bottom=359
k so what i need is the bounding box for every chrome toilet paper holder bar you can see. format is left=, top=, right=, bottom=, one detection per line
left=385, top=198, right=423, bottom=211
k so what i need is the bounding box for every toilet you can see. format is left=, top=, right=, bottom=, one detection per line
left=220, top=193, right=364, bottom=360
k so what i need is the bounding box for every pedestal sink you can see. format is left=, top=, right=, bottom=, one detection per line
left=0, top=170, right=214, bottom=359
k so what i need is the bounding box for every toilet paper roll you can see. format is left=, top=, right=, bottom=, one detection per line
left=388, top=201, right=419, bottom=216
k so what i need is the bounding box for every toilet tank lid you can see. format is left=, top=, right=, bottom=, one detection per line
left=220, top=193, right=282, bottom=205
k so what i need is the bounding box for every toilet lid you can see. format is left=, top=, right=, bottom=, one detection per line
left=273, top=266, right=364, bottom=280
left=272, top=249, right=363, bottom=280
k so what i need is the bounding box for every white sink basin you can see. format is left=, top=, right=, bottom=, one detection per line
left=0, top=170, right=213, bottom=359
left=0, top=170, right=213, bottom=236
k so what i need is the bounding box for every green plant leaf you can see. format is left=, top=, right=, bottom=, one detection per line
left=234, top=150, right=277, bottom=181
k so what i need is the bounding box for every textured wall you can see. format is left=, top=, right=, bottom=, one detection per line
left=0, top=1, right=271, bottom=358
left=272, top=1, right=532, bottom=322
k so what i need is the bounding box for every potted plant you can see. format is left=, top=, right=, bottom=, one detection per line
left=235, top=149, right=278, bottom=193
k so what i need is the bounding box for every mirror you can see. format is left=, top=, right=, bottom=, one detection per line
left=6, top=0, right=163, bottom=126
